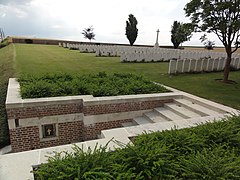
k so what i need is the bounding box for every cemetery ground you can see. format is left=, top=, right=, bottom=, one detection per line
left=15, top=43, right=240, bottom=109
left=0, top=43, right=240, bottom=148
left=0, top=43, right=240, bottom=178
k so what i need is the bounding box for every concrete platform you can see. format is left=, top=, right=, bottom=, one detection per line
left=133, top=116, right=153, bottom=125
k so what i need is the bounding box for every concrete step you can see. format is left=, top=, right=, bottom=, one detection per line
left=183, top=96, right=227, bottom=114
left=164, top=102, right=202, bottom=118
left=174, top=98, right=220, bottom=116
left=122, top=121, right=137, bottom=127
left=144, top=111, right=169, bottom=123
left=133, top=116, right=153, bottom=125
left=154, top=107, right=185, bottom=121
left=0, top=145, right=12, bottom=155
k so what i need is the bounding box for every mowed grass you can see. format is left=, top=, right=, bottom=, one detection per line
left=15, top=44, right=168, bottom=77
left=15, top=43, right=240, bottom=110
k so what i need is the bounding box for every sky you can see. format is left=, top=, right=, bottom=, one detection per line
left=0, top=0, right=223, bottom=46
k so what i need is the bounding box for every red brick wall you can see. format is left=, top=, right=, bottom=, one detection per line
left=83, top=119, right=133, bottom=140
left=83, top=99, right=172, bottom=115
left=10, top=121, right=84, bottom=152
left=10, top=126, right=40, bottom=152
left=7, top=103, right=83, bottom=119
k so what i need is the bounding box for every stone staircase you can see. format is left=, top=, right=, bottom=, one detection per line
left=123, top=97, right=227, bottom=127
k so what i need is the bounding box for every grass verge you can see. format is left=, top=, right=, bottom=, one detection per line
left=0, top=44, right=14, bottom=148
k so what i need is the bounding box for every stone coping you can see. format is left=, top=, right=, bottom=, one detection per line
left=6, top=78, right=181, bottom=108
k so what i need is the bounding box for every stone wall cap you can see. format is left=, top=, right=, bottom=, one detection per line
left=5, top=78, right=94, bottom=108
left=83, top=92, right=182, bottom=106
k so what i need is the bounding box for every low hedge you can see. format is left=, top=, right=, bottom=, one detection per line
left=34, top=116, right=240, bottom=179
left=18, top=72, right=169, bottom=98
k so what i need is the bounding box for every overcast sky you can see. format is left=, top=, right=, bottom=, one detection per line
left=0, top=0, right=223, bottom=46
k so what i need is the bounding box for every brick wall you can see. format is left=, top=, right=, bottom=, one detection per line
left=83, top=99, right=172, bottom=115
left=7, top=103, right=83, bottom=119
left=83, top=119, right=132, bottom=140
left=6, top=83, right=176, bottom=152
left=10, top=126, right=40, bottom=152
left=10, top=121, right=84, bottom=153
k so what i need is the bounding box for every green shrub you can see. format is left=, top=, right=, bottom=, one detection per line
left=18, top=72, right=169, bottom=98
left=179, top=145, right=240, bottom=179
left=34, top=116, right=240, bottom=179
left=0, top=38, right=10, bottom=49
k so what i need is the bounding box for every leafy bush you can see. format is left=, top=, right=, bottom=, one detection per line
left=0, top=38, right=9, bottom=49
left=34, top=116, right=240, bottom=179
left=18, top=72, right=169, bottom=98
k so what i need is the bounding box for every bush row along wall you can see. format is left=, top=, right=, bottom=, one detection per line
left=6, top=79, right=177, bottom=152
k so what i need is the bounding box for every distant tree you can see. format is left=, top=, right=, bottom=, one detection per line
left=125, top=14, right=138, bottom=46
left=82, top=26, right=95, bottom=42
left=0, top=28, right=5, bottom=43
left=200, top=34, right=215, bottom=50
left=185, top=0, right=240, bottom=83
left=171, top=21, right=193, bottom=49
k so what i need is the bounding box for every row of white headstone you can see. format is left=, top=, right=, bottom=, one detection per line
left=60, top=43, right=240, bottom=62
left=59, top=43, right=240, bottom=73
left=168, top=57, right=240, bottom=74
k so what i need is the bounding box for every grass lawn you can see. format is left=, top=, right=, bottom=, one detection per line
left=15, top=44, right=168, bottom=76
left=15, top=43, right=240, bottom=110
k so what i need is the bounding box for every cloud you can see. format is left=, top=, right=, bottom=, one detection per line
left=0, top=0, right=32, bottom=5
left=0, top=0, right=223, bottom=46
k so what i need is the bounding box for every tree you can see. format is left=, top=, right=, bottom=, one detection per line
left=184, top=0, right=240, bottom=83
left=0, top=28, right=5, bottom=43
left=82, top=26, right=95, bottom=42
left=171, top=21, right=193, bottom=49
left=125, top=14, right=138, bottom=46
left=200, top=34, right=215, bottom=50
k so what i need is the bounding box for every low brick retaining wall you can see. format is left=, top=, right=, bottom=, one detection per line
left=6, top=78, right=180, bottom=152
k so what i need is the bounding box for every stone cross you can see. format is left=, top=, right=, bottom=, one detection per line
left=47, top=128, right=52, bottom=135
left=154, top=29, right=160, bottom=48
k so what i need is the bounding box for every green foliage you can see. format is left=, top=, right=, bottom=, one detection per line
left=184, top=0, right=240, bottom=81
left=18, top=72, right=169, bottom=98
left=0, top=38, right=9, bottom=49
left=126, top=14, right=138, bottom=46
left=34, top=116, right=240, bottom=179
left=179, top=146, right=240, bottom=179
left=171, top=21, right=193, bottom=49
left=200, top=34, right=215, bottom=50
left=82, top=26, right=95, bottom=42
